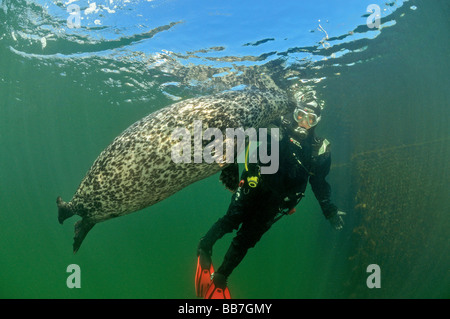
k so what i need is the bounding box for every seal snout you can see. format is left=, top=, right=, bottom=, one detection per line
left=56, top=196, right=75, bottom=225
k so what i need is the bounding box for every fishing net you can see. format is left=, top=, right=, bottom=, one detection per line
left=336, top=138, right=450, bottom=297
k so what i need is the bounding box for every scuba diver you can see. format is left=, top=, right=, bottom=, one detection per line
left=195, top=93, right=345, bottom=299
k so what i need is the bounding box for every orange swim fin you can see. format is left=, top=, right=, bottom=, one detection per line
left=204, top=273, right=231, bottom=299
left=195, top=255, right=214, bottom=298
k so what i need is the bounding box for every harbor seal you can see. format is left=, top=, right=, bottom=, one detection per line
left=57, top=88, right=295, bottom=252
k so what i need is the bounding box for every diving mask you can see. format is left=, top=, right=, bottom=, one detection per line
left=293, top=107, right=321, bottom=127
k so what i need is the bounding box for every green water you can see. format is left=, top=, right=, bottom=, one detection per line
left=0, top=0, right=449, bottom=299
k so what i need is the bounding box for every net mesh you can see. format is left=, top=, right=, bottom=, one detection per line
left=335, top=138, right=450, bottom=297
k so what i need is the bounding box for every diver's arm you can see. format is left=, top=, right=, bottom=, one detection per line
left=309, top=153, right=345, bottom=230
left=309, top=154, right=338, bottom=219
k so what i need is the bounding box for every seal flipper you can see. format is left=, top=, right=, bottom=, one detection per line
left=73, top=219, right=95, bottom=254
left=219, top=163, right=239, bottom=192
left=57, top=196, right=75, bottom=224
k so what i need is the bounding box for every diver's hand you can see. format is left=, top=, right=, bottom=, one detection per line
left=328, top=210, right=346, bottom=230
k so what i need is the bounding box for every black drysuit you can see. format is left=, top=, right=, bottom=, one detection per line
left=199, top=130, right=338, bottom=279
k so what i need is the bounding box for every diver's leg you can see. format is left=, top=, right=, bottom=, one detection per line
left=198, top=188, right=247, bottom=255
left=215, top=213, right=274, bottom=280
left=196, top=189, right=247, bottom=297
left=203, top=215, right=275, bottom=299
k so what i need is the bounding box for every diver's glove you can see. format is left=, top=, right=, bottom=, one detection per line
left=328, top=210, right=346, bottom=230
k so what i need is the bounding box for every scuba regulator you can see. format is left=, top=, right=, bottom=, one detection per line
left=280, top=115, right=309, bottom=142
left=243, top=141, right=260, bottom=188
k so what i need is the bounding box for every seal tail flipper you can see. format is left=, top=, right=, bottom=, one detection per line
left=73, top=219, right=95, bottom=254
left=56, top=196, right=75, bottom=224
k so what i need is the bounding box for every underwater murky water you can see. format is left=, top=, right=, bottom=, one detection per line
left=0, top=0, right=448, bottom=298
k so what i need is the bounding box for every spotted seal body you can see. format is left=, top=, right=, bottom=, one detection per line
left=57, top=89, right=294, bottom=252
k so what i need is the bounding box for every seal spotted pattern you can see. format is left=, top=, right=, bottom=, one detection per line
left=57, top=88, right=295, bottom=252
